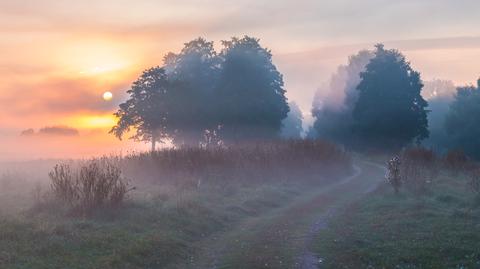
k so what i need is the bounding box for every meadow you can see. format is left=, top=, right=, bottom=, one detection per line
left=313, top=149, right=480, bottom=268
left=0, top=140, right=352, bottom=269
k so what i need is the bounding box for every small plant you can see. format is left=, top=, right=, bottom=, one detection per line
left=386, top=156, right=402, bottom=194
left=49, top=158, right=132, bottom=216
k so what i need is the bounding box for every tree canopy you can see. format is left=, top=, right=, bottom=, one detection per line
left=310, top=49, right=373, bottom=144
left=162, top=38, right=221, bottom=146
left=352, top=44, right=429, bottom=150
left=445, top=79, right=480, bottom=159
left=281, top=102, right=303, bottom=139
left=110, top=67, right=170, bottom=151
left=215, top=36, right=289, bottom=141
left=111, top=36, right=289, bottom=148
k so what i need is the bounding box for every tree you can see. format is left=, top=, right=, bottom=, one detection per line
left=110, top=67, right=169, bottom=151
left=352, top=44, right=429, bottom=150
left=421, top=79, right=456, bottom=151
left=281, top=102, right=303, bottom=139
left=216, top=36, right=289, bottom=141
left=310, top=50, right=373, bottom=144
left=445, top=78, right=480, bottom=159
left=163, top=38, right=221, bottom=146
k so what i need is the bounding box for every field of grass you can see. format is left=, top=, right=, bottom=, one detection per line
left=313, top=167, right=480, bottom=268
left=0, top=140, right=352, bottom=269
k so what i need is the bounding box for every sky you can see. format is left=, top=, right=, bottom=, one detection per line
left=1, top=0, right=480, bottom=160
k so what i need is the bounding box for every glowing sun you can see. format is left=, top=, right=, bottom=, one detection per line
left=103, top=91, right=113, bottom=101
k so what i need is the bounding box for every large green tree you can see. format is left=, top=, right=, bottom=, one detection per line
left=310, top=49, right=373, bottom=144
left=163, top=38, right=221, bottom=146
left=445, top=79, right=480, bottom=159
left=352, top=44, right=429, bottom=150
left=216, top=36, right=289, bottom=141
left=110, top=67, right=170, bottom=151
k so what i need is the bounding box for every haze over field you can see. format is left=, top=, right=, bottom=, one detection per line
left=2, top=0, right=480, bottom=160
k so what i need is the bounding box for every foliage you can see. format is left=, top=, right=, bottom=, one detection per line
left=216, top=36, right=289, bottom=141
left=353, top=44, right=429, bottom=150
left=280, top=102, right=303, bottom=139
left=443, top=149, right=469, bottom=173
left=421, top=79, right=456, bottom=151
left=110, top=67, right=170, bottom=151
left=121, top=139, right=352, bottom=185
left=49, top=159, right=130, bottom=216
left=163, top=38, right=221, bottom=146
left=386, top=156, right=401, bottom=193
left=111, top=36, right=289, bottom=147
left=310, top=49, right=373, bottom=144
left=400, top=147, right=437, bottom=195
left=445, top=79, right=480, bottom=159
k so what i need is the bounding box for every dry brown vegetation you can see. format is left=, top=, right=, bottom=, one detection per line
left=399, top=147, right=437, bottom=195
left=48, top=159, right=131, bottom=217
left=121, top=139, right=352, bottom=187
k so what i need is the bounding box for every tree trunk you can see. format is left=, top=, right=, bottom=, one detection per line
left=151, top=135, right=156, bottom=152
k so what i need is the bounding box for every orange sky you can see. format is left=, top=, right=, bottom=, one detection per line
left=1, top=0, right=480, bottom=161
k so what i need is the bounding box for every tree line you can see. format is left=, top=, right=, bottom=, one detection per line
left=111, top=36, right=480, bottom=159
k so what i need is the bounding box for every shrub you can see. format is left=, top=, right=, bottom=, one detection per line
left=400, top=147, right=437, bottom=195
left=386, top=156, right=402, bottom=193
left=444, top=149, right=468, bottom=173
left=49, top=158, right=132, bottom=216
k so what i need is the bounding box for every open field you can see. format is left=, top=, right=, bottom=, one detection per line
left=0, top=140, right=354, bottom=269
left=313, top=157, right=480, bottom=268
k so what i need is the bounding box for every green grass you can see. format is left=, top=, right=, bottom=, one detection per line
left=313, top=171, right=480, bottom=268
left=0, top=179, right=317, bottom=269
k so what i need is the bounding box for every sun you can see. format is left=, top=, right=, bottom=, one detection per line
left=103, top=91, right=113, bottom=101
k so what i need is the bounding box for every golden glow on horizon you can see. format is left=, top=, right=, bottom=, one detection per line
left=66, top=114, right=117, bottom=129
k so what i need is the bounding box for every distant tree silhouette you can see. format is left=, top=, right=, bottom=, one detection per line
left=281, top=102, right=303, bottom=139
left=110, top=67, right=169, bottom=151
left=310, top=49, right=373, bottom=145
left=421, top=79, right=456, bottom=151
left=163, top=38, right=221, bottom=146
left=352, top=44, right=429, bottom=150
left=216, top=36, right=289, bottom=141
left=445, top=78, right=480, bottom=159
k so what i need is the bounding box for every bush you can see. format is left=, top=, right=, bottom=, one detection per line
left=444, top=149, right=468, bottom=173
left=400, top=147, right=437, bottom=195
left=49, top=158, right=131, bottom=216
left=386, top=156, right=401, bottom=193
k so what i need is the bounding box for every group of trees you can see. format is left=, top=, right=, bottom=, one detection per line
left=112, top=36, right=479, bottom=158
left=310, top=44, right=429, bottom=151
left=111, top=37, right=290, bottom=149
left=310, top=44, right=480, bottom=159
left=444, top=79, right=480, bottom=159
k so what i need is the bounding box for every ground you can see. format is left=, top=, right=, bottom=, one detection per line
left=313, top=168, right=480, bottom=268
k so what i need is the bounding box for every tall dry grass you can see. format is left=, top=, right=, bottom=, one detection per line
left=120, top=139, right=352, bottom=187
left=48, top=158, right=131, bottom=216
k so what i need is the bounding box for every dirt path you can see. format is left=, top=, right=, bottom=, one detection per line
left=179, top=160, right=385, bottom=269
left=297, top=161, right=386, bottom=269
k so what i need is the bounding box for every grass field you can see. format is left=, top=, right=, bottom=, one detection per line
left=313, top=167, right=480, bottom=268
left=0, top=140, right=352, bottom=269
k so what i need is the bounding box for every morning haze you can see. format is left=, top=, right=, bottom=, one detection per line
left=1, top=1, right=480, bottom=268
